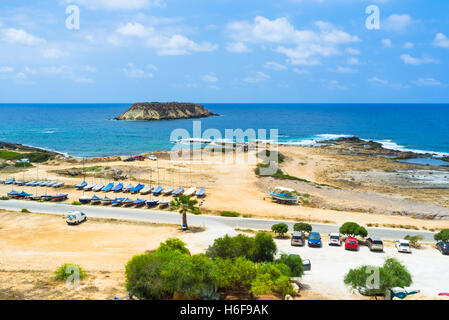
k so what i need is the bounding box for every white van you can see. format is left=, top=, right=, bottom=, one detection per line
left=66, top=211, right=87, bottom=225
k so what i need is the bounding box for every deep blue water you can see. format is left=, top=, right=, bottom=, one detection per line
left=0, top=103, right=448, bottom=157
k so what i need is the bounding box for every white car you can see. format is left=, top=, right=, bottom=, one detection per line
left=395, top=239, right=412, bottom=253
left=149, top=155, right=157, bottom=161
left=329, top=233, right=342, bottom=246
left=66, top=211, right=87, bottom=225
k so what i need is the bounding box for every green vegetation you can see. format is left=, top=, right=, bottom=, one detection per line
left=276, top=254, right=304, bottom=278
left=54, top=263, right=87, bottom=281
left=126, top=235, right=300, bottom=300
left=339, top=222, right=368, bottom=238
left=21, top=208, right=30, bottom=213
left=271, top=223, right=289, bottom=238
left=220, top=211, right=240, bottom=217
left=434, top=229, right=449, bottom=242
left=255, top=162, right=310, bottom=183
left=170, top=195, right=201, bottom=230
left=0, top=163, right=8, bottom=169
left=83, top=166, right=103, bottom=172
left=0, top=196, right=9, bottom=200
left=404, top=235, right=424, bottom=249
left=0, top=150, right=52, bottom=163
left=71, top=201, right=82, bottom=206
left=344, top=258, right=412, bottom=296
left=262, top=150, right=285, bottom=164
left=14, top=162, right=32, bottom=168
left=293, top=222, right=312, bottom=233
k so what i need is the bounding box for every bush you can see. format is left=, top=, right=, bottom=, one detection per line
left=271, top=223, right=289, bottom=238
left=404, top=235, right=424, bottom=248
left=434, top=229, right=449, bottom=242
left=293, top=223, right=312, bottom=233
left=157, top=238, right=190, bottom=255
left=71, top=201, right=82, bottom=206
left=220, top=211, right=240, bottom=217
left=206, top=232, right=277, bottom=263
left=249, top=263, right=295, bottom=297
left=344, top=258, right=412, bottom=296
left=54, top=263, right=87, bottom=281
left=21, top=208, right=30, bottom=213
left=339, top=222, right=368, bottom=238
left=15, top=162, right=32, bottom=168
left=213, top=257, right=256, bottom=291
left=276, top=254, right=304, bottom=277
left=0, top=196, right=9, bottom=200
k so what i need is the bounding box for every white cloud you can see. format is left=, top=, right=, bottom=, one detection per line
left=226, top=41, right=251, bottom=53
left=368, top=77, right=389, bottom=86
left=368, top=77, right=409, bottom=89
left=400, top=54, right=437, bottom=65
left=293, top=68, right=308, bottom=75
left=123, top=63, right=153, bottom=78
left=65, top=0, right=165, bottom=11
left=1, top=28, right=45, bottom=46
left=110, top=22, right=218, bottom=56
left=335, top=66, right=357, bottom=73
left=382, top=39, right=392, bottom=48
left=322, top=79, right=346, bottom=90
left=412, top=78, right=442, bottom=87
left=347, top=57, right=360, bottom=65
left=243, top=72, right=270, bottom=83
left=403, top=42, right=414, bottom=49
left=0, top=66, right=14, bottom=73
left=383, top=14, right=413, bottom=31
left=227, top=16, right=359, bottom=66
left=433, top=33, right=449, bottom=48
left=346, top=48, right=360, bottom=55
left=201, top=74, right=218, bottom=83
left=42, top=48, right=68, bottom=59
left=264, top=61, right=287, bottom=71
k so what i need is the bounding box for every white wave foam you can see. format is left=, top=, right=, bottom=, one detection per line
left=375, top=139, right=449, bottom=157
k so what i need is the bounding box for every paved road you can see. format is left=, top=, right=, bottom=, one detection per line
left=0, top=199, right=437, bottom=241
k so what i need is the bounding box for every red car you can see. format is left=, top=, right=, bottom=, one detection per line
left=133, top=155, right=145, bottom=161
left=345, top=237, right=359, bottom=251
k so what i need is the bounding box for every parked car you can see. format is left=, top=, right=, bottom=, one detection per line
left=66, top=211, right=87, bottom=225
left=367, top=237, right=384, bottom=252
left=329, top=233, right=342, bottom=246
left=302, top=259, right=311, bottom=271
left=291, top=231, right=306, bottom=246
left=123, top=157, right=135, bottom=162
left=395, top=239, right=412, bottom=253
left=149, top=155, right=158, bottom=161
left=436, top=241, right=449, bottom=255
left=345, top=237, right=359, bottom=251
left=307, top=232, right=322, bottom=248
left=133, top=155, right=145, bottom=161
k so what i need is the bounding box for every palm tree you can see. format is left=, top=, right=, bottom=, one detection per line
left=170, top=195, right=200, bottom=230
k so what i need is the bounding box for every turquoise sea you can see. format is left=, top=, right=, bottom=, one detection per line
left=0, top=103, right=448, bottom=158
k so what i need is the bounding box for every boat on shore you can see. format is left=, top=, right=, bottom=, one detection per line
left=4, top=178, right=15, bottom=185
left=92, top=183, right=105, bottom=192
left=90, top=195, right=101, bottom=205
left=130, top=184, right=145, bottom=194
left=172, top=187, right=184, bottom=196
left=101, top=182, right=114, bottom=192
left=17, top=191, right=32, bottom=199
left=83, top=183, right=96, bottom=191
left=159, top=200, right=170, bottom=208
left=79, top=196, right=91, bottom=204
left=7, top=190, right=20, bottom=198
left=152, top=186, right=163, bottom=196
left=75, top=181, right=88, bottom=189
left=133, top=199, right=146, bottom=207
left=51, top=194, right=68, bottom=202
left=101, top=196, right=113, bottom=205
left=123, top=184, right=134, bottom=193
left=146, top=200, right=159, bottom=207
left=140, top=186, right=153, bottom=195
left=53, top=182, right=65, bottom=188
left=162, top=187, right=174, bottom=195
left=184, top=187, right=196, bottom=196
left=122, top=198, right=134, bottom=206
left=112, top=197, right=125, bottom=206
left=268, top=186, right=299, bottom=205
left=112, top=183, right=124, bottom=193
left=195, top=188, right=206, bottom=197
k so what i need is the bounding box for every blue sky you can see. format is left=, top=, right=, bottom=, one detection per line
left=0, top=0, right=448, bottom=103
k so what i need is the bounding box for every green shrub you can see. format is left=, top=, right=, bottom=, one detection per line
left=157, top=238, right=190, bottom=255
left=293, top=223, right=312, bottom=233
left=339, top=222, right=368, bottom=238
left=276, top=254, right=304, bottom=278
left=249, top=262, right=295, bottom=297
left=252, top=232, right=277, bottom=262
left=71, top=201, right=82, bottom=206
left=271, top=223, right=289, bottom=238
left=54, top=263, right=87, bottom=281
left=220, top=211, right=240, bottom=217
left=434, top=229, right=449, bottom=242
left=0, top=196, right=9, bottom=200
left=21, top=208, right=30, bottom=213
left=404, top=235, right=424, bottom=248
left=14, top=162, right=32, bottom=168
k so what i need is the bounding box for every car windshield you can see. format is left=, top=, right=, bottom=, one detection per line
left=373, top=240, right=383, bottom=245
left=330, top=236, right=339, bottom=240
left=293, top=236, right=302, bottom=240
left=68, top=215, right=74, bottom=219
left=309, top=234, right=320, bottom=240
left=401, top=243, right=409, bottom=247
left=348, top=241, right=356, bottom=244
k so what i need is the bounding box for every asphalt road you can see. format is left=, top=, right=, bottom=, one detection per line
left=0, top=199, right=437, bottom=241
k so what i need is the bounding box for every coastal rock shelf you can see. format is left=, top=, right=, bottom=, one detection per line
left=115, top=102, right=218, bottom=121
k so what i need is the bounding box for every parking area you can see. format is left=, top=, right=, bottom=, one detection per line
left=276, top=238, right=449, bottom=299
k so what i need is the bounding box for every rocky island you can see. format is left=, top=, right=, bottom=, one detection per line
left=115, top=102, right=218, bottom=121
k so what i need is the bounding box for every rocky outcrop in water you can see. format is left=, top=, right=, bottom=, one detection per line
left=115, top=102, right=218, bottom=121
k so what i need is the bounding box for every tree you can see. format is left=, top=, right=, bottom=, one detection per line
left=434, top=229, right=449, bottom=242
left=344, top=258, right=412, bottom=296
left=157, top=238, right=190, bottom=255
left=293, top=223, right=312, bottom=233
left=249, top=263, right=295, bottom=297
left=404, top=235, right=424, bottom=249
left=339, top=222, right=368, bottom=238
left=271, top=223, right=289, bottom=238
left=170, top=195, right=201, bottom=230
left=276, top=254, right=304, bottom=277
left=252, top=232, right=277, bottom=262
left=54, top=263, right=87, bottom=281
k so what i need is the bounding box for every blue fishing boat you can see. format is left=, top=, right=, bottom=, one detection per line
left=124, top=184, right=134, bottom=193
left=15, top=181, right=26, bottom=186
left=38, top=181, right=48, bottom=186
left=268, top=187, right=299, bottom=205
left=172, top=187, right=184, bottom=196
left=101, top=196, right=113, bottom=205
left=146, top=200, right=159, bottom=207
left=25, top=181, right=36, bottom=186
left=130, top=184, right=145, bottom=194
left=7, top=190, right=20, bottom=198
left=122, top=198, right=134, bottom=206
left=195, top=188, right=206, bottom=197
left=158, top=200, right=170, bottom=208
left=41, top=195, right=52, bottom=201
left=75, top=181, right=88, bottom=189
left=133, top=199, right=146, bottom=207
left=53, top=182, right=65, bottom=188
left=4, top=178, right=15, bottom=185
left=79, top=195, right=91, bottom=204
left=17, top=191, right=32, bottom=198
left=90, top=195, right=101, bottom=205
left=111, top=197, right=125, bottom=206
left=51, top=194, right=68, bottom=202
left=101, top=182, right=114, bottom=192
left=112, top=183, right=124, bottom=193
left=152, top=186, right=163, bottom=196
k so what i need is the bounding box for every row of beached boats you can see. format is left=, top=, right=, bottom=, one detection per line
left=74, top=181, right=206, bottom=198
left=2, top=178, right=65, bottom=188
left=7, top=189, right=68, bottom=202
left=77, top=194, right=172, bottom=208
